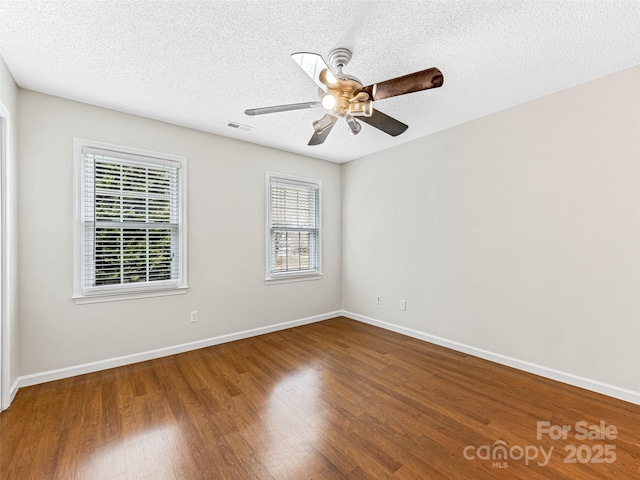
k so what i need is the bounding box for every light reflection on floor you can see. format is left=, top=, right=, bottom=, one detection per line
left=263, top=366, right=324, bottom=478
left=75, top=366, right=325, bottom=478
left=80, top=424, right=178, bottom=479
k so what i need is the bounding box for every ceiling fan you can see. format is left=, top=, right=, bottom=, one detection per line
left=245, top=48, right=444, bottom=146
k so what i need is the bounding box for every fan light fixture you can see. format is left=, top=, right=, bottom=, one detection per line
left=345, top=115, right=361, bottom=135
left=313, top=113, right=336, bottom=134
left=319, top=69, right=337, bottom=86
left=321, top=93, right=337, bottom=110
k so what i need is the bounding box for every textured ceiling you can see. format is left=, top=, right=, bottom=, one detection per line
left=0, top=1, right=638, bottom=163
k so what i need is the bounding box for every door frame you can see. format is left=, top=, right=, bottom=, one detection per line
left=0, top=100, right=11, bottom=410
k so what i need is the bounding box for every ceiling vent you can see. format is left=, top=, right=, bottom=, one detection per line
left=227, top=122, right=253, bottom=131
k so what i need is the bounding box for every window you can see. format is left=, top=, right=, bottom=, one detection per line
left=73, top=139, right=187, bottom=303
left=266, top=173, right=321, bottom=284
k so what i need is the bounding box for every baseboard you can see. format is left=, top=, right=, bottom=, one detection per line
left=15, top=310, right=341, bottom=391
left=1, top=377, right=23, bottom=412
left=342, top=310, right=640, bottom=406
left=9, top=377, right=19, bottom=401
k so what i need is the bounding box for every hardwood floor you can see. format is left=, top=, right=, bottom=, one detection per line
left=1, top=317, right=639, bottom=479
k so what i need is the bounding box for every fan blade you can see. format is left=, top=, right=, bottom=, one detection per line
left=358, top=109, right=408, bottom=136
left=244, top=101, right=320, bottom=116
left=359, top=67, right=443, bottom=101
left=291, top=52, right=332, bottom=92
left=308, top=116, right=337, bottom=146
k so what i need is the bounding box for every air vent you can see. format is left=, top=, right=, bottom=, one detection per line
left=227, top=122, right=253, bottom=131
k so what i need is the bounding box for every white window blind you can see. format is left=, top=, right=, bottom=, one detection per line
left=267, top=175, right=321, bottom=281
left=74, top=140, right=187, bottom=302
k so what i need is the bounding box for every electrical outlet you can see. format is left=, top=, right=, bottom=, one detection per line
left=400, top=300, right=406, bottom=311
left=190, top=311, right=199, bottom=323
left=376, top=295, right=381, bottom=305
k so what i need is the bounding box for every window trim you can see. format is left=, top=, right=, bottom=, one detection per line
left=265, top=172, right=322, bottom=285
left=73, top=138, right=188, bottom=304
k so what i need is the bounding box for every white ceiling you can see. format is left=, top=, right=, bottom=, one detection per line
left=0, top=1, right=638, bottom=163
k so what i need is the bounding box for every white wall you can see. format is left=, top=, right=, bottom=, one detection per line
left=343, top=66, right=640, bottom=394
left=18, top=90, right=341, bottom=376
left=0, top=54, right=19, bottom=405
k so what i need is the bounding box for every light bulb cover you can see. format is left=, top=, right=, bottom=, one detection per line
left=319, top=68, right=337, bottom=86
left=313, top=113, right=337, bottom=134
left=345, top=115, right=361, bottom=135
left=321, top=93, right=337, bottom=110
left=348, top=100, right=373, bottom=117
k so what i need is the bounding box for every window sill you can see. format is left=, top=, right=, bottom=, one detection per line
left=265, top=273, right=322, bottom=285
left=73, top=286, right=188, bottom=304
